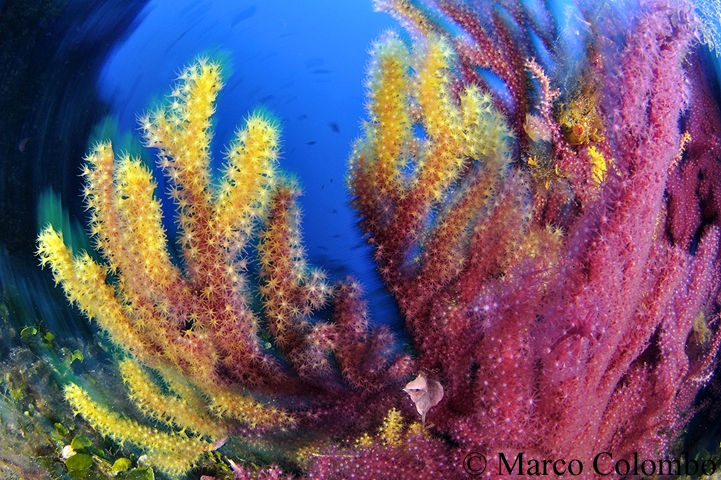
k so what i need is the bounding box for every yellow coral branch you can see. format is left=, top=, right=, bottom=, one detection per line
left=139, top=57, right=221, bottom=277
left=412, top=37, right=467, bottom=201
left=207, top=389, right=295, bottom=428
left=118, top=359, right=224, bottom=440
left=366, top=33, right=412, bottom=196
left=460, top=85, right=513, bottom=161
left=214, top=111, right=279, bottom=259
left=64, top=383, right=212, bottom=478
left=37, top=227, right=158, bottom=364
left=113, top=154, right=179, bottom=294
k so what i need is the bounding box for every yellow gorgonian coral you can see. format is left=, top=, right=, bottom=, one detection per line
left=38, top=53, right=408, bottom=479
left=37, top=57, right=293, bottom=477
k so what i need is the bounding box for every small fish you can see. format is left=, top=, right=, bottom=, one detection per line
left=18, top=137, right=30, bottom=152
left=404, top=373, right=444, bottom=426
left=230, top=5, right=256, bottom=27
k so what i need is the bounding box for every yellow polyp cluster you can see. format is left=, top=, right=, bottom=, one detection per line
left=64, top=383, right=213, bottom=478
left=37, top=228, right=155, bottom=363
left=693, top=312, right=713, bottom=345
left=351, top=408, right=423, bottom=452
left=460, top=85, right=513, bottom=162
left=413, top=36, right=466, bottom=201
left=142, top=57, right=221, bottom=167
left=350, top=33, right=514, bottom=211
left=207, top=389, right=295, bottom=429
left=365, top=34, right=412, bottom=195
left=414, top=36, right=454, bottom=135
left=215, top=112, right=279, bottom=256
left=586, top=145, right=611, bottom=186
left=359, top=33, right=493, bottom=205
left=355, top=432, right=374, bottom=448
left=378, top=408, right=404, bottom=447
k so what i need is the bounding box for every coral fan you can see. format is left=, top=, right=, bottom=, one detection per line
left=37, top=57, right=409, bottom=477
left=340, top=0, right=721, bottom=474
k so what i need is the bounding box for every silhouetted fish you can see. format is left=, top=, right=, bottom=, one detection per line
left=230, top=6, right=256, bottom=27
left=18, top=137, right=30, bottom=152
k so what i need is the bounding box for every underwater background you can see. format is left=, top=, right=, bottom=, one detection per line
left=2, top=0, right=721, bottom=478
